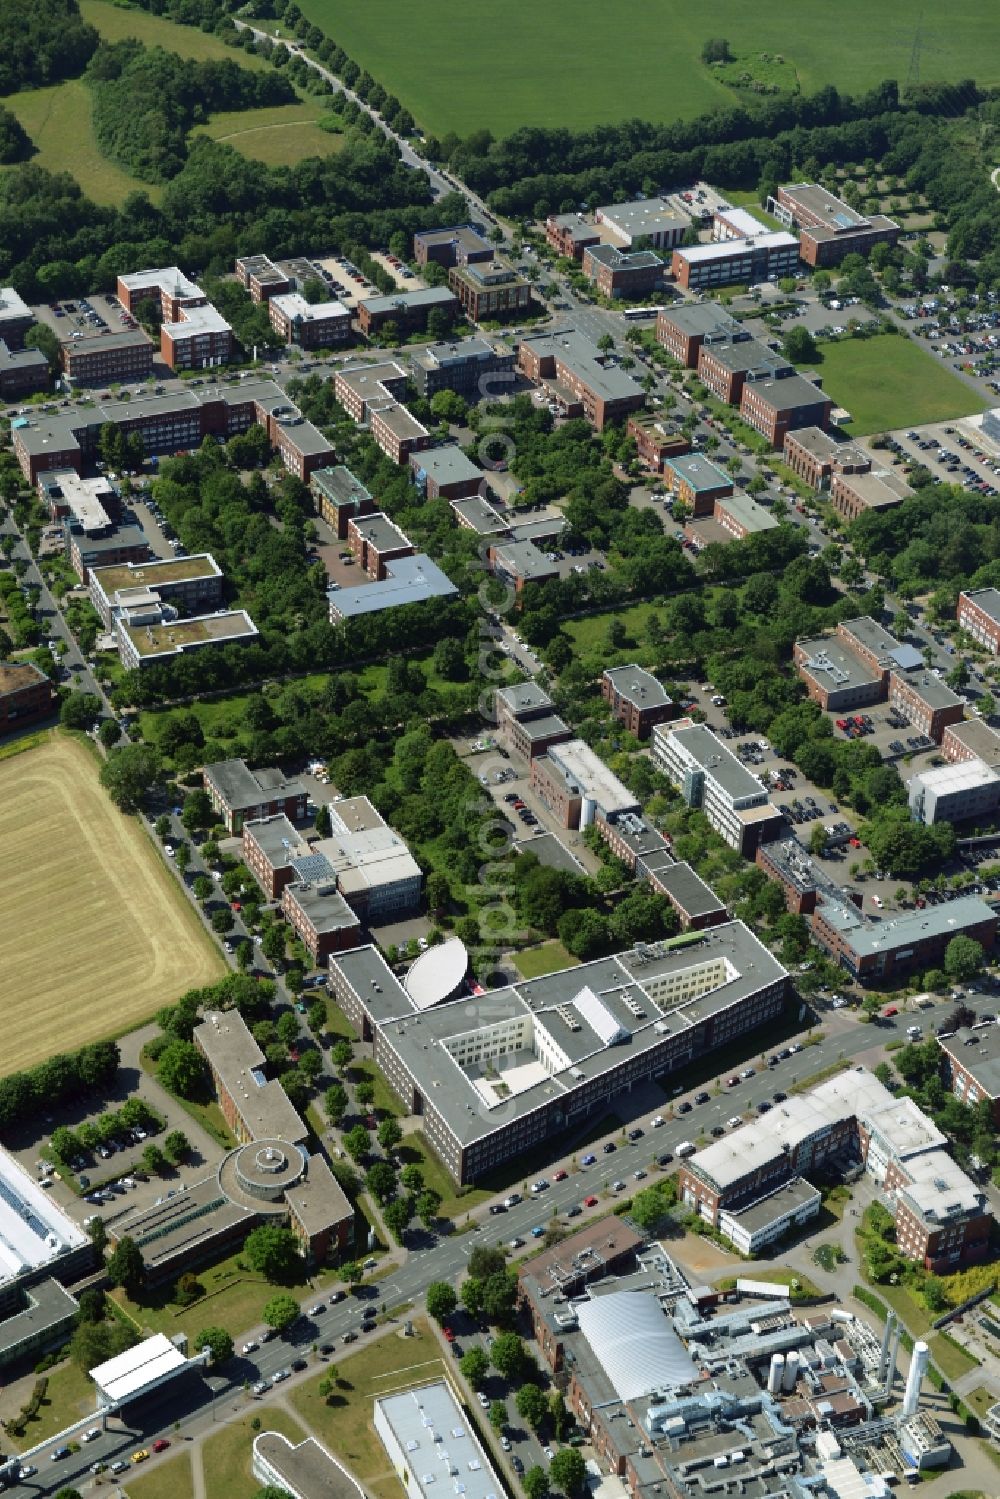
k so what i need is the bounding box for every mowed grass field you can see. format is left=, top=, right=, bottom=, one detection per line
left=79, top=0, right=268, bottom=67
left=803, top=335, right=989, bottom=435
left=2, top=79, right=159, bottom=205
left=192, top=97, right=345, bottom=167
left=295, top=0, right=1000, bottom=135
left=0, top=734, right=224, bottom=1076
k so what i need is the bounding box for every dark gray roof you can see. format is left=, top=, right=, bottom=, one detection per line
left=411, top=445, right=482, bottom=485
left=603, top=665, right=672, bottom=710
left=939, top=1025, right=1000, bottom=1100
left=650, top=861, right=725, bottom=919
left=204, top=759, right=306, bottom=811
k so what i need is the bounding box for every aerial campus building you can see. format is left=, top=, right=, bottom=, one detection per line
left=329, top=925, right=789, bottom=1183
left=0, top=1148, right=90, bottom=1371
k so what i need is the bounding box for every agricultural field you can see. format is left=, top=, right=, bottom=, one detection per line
left=802, top=335, right=989, bottom=435
left=295, top=0, right=1000, bottom=136
left=1, top=79, right=157, bottom=205
left=0, top=733, right=224, bottom=1076
left=79, top=0, right=268, bottom=68
left=192, top=97, right=345, bottom=168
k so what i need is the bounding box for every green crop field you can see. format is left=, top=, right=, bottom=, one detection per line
left=803, top=335, right=989, bottom=435
left=2, top=79, right=159, bottom=205
left=295, top=0, right=1000, bottom=136
left=192, top=98, right=345, bottom=167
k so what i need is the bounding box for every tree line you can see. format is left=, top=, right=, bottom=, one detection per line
left=0, top=1041, right=119, bottom=1133
left=85, top=40, right=296, bottom=182
left=0, top=0, right=98, bottom=94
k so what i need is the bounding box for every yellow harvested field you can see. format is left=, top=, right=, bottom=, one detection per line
left=0, top=733, right=224, bottom=1075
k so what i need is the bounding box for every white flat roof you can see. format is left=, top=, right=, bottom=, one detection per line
left=90, top=1332, right=187, bottom=1403
left=576, top=1290, right=696, bottom=1400
left=547, top=738, right=637, bottom=816
left=678, top=231, right=799, bottom=264
left=120, top=267, right=202, bottom=301
left=717, top=206, right=772, bottom=237
left=913, top=758, right=1000, bottom=796
left=165, top=305, right=231, bottom=338
left=376, top=1381, right=503, bottom=1499
left=271, top=292, right=349, bottom=323
left=0, top=1147, right=87, bottom=1286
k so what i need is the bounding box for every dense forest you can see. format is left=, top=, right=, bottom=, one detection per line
left=86, top=41, right=296, bottom=182
left=0, top=104, right=30, bottom=164
left=0, top=0, right=98, bottom=94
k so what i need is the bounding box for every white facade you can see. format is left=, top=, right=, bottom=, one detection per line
left=908, top=757, right=1000, bottom=825
left=652, top=721, right=772, bottom=850
left=375, top=1381, right=503, bottom=1499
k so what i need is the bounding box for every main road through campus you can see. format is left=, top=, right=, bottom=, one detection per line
left=2, top=1005, right=945, bottom=1498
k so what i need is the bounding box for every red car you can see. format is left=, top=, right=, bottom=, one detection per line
left=884, top=1006, right=898, bottom=1017
left=553, top=1169, right=567, bottom=1182
left=442, top=1327, right=455, bottom=1342
left=152, top=1440, right=170, bottom=1454
left=583, top=1195, right=598, bottom=1208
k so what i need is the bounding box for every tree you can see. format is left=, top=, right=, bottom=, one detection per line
left=25, top=321, right=61, bottom=371
left=550, top=1449, right=587, bottom=1496
left=365, top=1160, right=398, bottom=1204
left=244, top=1224, right=301, bottom=1282
left=922, top=1275, right=948, bottom=1313
left=331, top=1039, right=353, bottom=1070
left=342, top=1260, right=364, bottom=1286
left=944, top=935, right=984, bottom=983
left=416, top=1188, right=441, bottom=1226
left=182, top=788, right=213, bottom=834
left=77, top=1287, right=106, bottom=1323
left=196, top=1326, right=234, bottom=1365
left=261, top=924, right=287, bottom=968
left=142, top=1143, right=166, bottom=1175
left=426, top=1281, right=457, bottom=1323
left=315, top=802, right=332, bottom=836
left=163, top=1129, right=190, bottom=1164
left=782, top=325, right=819, bottom=363
left=262, top=1293, right=300, bottom=1334
left=174, top=842, right=190, bottom=877
left=99, top=744, right=161, bottom=811
left=344, top=1124, right=371, bottom=1162
left=947, top=659, right=970, bottom=692
left=378, top=1117, right=402, bottom=1152
left=461, top=1277, right=485, bottom=1319
left=317, top=1369, right=340, bottom=1404
left=157, top=1039, right=206, bottom=1099
left=324, top=1082, right=349, bottom=1125
left=193, top=874, right=214, bottom=902
left=307, top=1000, right=327, bottom=1034
left=490, top=1331, right=527, bottom=1381
left=60, top=690, right=102, bottom=730
left=212, top=906, right=235, bottom=934
left=489, top=1399, right=507, bottom=1433
left=516, top=1382, right=548, bottom=1429
left=468, top=1247, right=507, bottom=1280
left=385, top=1196, right=412, bottom=1242
left=107, top=1236, right=144, bottom=1297
left=277, top=1011, right=300, bottom=1047
left=523, top=1469, right=550, bottom=1499
left=460, top=1347, right=489, bottom=1389
left=401, top=1163, right=424, bottom=1193
left=481, top=1269, right=519, bottom=1326
left=700, top=36, right=733, bottom=62
left=355, top=1078, right=376, bottom=1108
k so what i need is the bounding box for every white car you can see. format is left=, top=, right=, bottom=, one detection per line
left=271, top=1368, right=290, bottom=1384
left=650, top=1115, right=665, bottom=1128
left=872, top=895, right=884, bottom=909
left=727, top=1117, right=742, bottom=1130
left=477, top=1392, right=490, bottom=1409
left=242, top=1341, right=259, bottom=1354
left=633, top=1169, right=646, bottom=1181
left=530, top=1179, right=548, bottom=1194
left=81, top=1428, right=101, bottom=1443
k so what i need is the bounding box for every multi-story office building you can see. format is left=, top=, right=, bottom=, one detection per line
left=625, top=411, right=690, bottom=471
left=594, top=199, right=690, bottom=250
left=0, top=287, right=35, bottom=350
left=356, top=287, right=459, bottom=338
left=410, top=336, right=515, bottom=399
left=252, top=1431, right=362, bottom=1499
left=117, top=266, right=206, bottom=322
left=235, top=254, right=292, bottom=303
left=268, top=293, right=351, bottom=349
left=448, top=259, right=533, bottom=323
left=116, top=608, right=258, bottom=671
left=0, top=342, right=48, bottom=400
left=68, top=524, right=151, bottom=583
left=812, top=893, right=995, bottom=984
left=794, top=618, right=964, bottom=739
left=530, top=738, right=639, bottom=830
left=768, top=183, right=900, bottom=268
left=160, top=304, right=234, bottom=371
left=661, top=453, right=733, bottom=514
left=328, top=924, right=789, bottom=1182
left=89, top=553, right=223, bottom=628
left=0, top=661, right=56, bottom=735
left=601, top=665, right=676, bottom=740
left=678, top=1067, right=990, bottom=1272
left=347, top=512, right=414, bottom=579
left=908, top=758, right=1000, bottom=825
left=544, top=213, right=602, bottom=260
left=203, top=758, right=308, bottom=835
left=327, top=554, right=458, bottom=621
left=581, top=244, right=663, bottom=299
left=487, top=538, right=558, bottom=593
left=61, top=329, right=153, bottom=386
left=518, top=328, right=645, bottom=431
left=281, top=867, right=362, bottom=963
left=310, top=465, right=375, bottom=538
left=958, top=587, right=1000, bottom=654
left=0, top=1147, right=90, bottom=1372
left=938, top=1025, right=1000, bottom=1127
left=941, top=718, right=1000, bottom=770
left=889, top=666, right=964, bottom=742
left=829, top=467, right=911, bottom=521
left=409, top=445, right=483, bottom=501
left=696, top=337, right=791, bottom=405
left=40, top=469, right=118, bottom=529
left=333, top=360, right=408, bottom=423
left=655, top=303, right=742, bottom=367
left=652, top=719, right=782, bottom=855
left=494, top=682, right=572, bottom=760
left=739, top=373, right=832, bottom=448
left=783, top=426, right=870, bottom=490
left=413, top=223, right=493, bottom=268
left=671, top=231, right=799, bottom=291
left=369, top=401, right=429, bottom=465
left=712, top=490, right=780, bottom=540
left=596, top=813, right=727, bottom=932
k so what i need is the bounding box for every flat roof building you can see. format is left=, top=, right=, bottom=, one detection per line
left=830, top=467, right=912, bottom=522
left=448, top=258, right=533, bottom=323
left=942, top=718, right=1000, bottom=770
left=488, top=537, right=557, bottom=592
left=958, top=587, right=1000, bottom=654
left=661, top=453, right=733, bottom=514
left=939, top=1025, right=1000, bottom=1126
left=310, top=465, right=375, bottom=539
left=517, top=328, right=644, bottom=431
left=89, top=552, right=223, bottom=628
left=235, top=254, right=291, bottom=302
left=740, top=372, right=833, bottom=449
left=495, top=681, right=572, bottom=760
left=626, top=410, right=690, bottom=472
left=376, top=1381, right=503, bottom=1499
left=696, top=337, right=792, bottom=405
left=159, top=303, right=234, bottom=371
left=253, top=1431, right=364, bottom=1499
left=0, top=287, right=34, bottom=350
left=545, top=212, right=602, bottom=260
left=653, top=719, right=781, bottom=855
left=0, top=660, right=56, bottom=736
left=410, top=335, right=515, bottom=399
left=348, top=511, right=414, bottom=579
left=410, top=444, right=483, bottom=501
left=268, top=293, right=351, bottom=349
left=61, top=327, right=154, bottom=386
left=595, top=199, right=690, bottom=250
left=783, top=426, right=871, bottom=490
left=117, top=266, right=204, bottom=320
left=0, top=339, right=48, bottom=400
left=116, top=607, right=257, bottom=670
left=203, top=757, right=308, bottom=834
left=581, top=243, right=664, bottom=300
left=908, top=758, right=1000, bottom=826
left=602, top=665, right=676, bottom=740
left=671, top=231, right=799, bottom=292
left=413, top=223, right=493, bottom=268
left=195, top=1009, right=309, bottom=1146
left=812, top=893, right=996, bottom=985
left=356, top=286, right=459, bottom=338
left=769, top=183, right=900, bottom=268
left=328, top=553, right=458, bottom=619
left=713, top=490, right=780, bottom=540
left=531, top=737, right=640, bottom=829
left=655, top=303, right=743, bottom=368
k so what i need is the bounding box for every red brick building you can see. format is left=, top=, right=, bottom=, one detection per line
left=347, top=512, right=414, bottom=579
left=356, top=288, right=458, bottom=338
left=625, top=411, right=690, bottom=471
left=61, top=330, right=153, bottom=387
left=160, top=305, right=234, bottom=372
left=413, top=224, right=493, bottom=268
left=0, top=661, right=56, bottom=735
left=696, top=337, right=791, bottom=406
left=268, top=293, right=351, bottom=350
left=829, top=468, right=911, bottom=522
left=448, top=260, right=532, bottom=323
left=544, top=213, right=602, bottom=260
left=783, top=426, right=870, bottom=490
left=280, top=877, right=361, bottom=964
left=235, top=254, right=292, bottom=303
left=769, top=183, right=900, bottom=268
left=601, top=665, right=676, bottom=739
left=117, top=266, right=206, bottom=323
left=958, top=587, right=1000, bottom=654
left=369, top=403, right=429, bottom=466
left=517, top=329, right=644, bottom=432
left=202, top=758, right=308, bottom=835
left=655, top=304, right=741, bottom=368
left=739, top=373, right=832, bottom=449
left=580, top=244, right=663, bottom=300
left=494, top=682, right=571, bottom=760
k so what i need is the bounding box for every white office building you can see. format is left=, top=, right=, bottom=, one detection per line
left=652, top=719, right=780, bottom=854
left=908, top=757, right=1000, bottom=825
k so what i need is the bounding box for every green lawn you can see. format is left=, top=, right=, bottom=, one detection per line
left=110, top=1246, right=307, bottom=1346
left=80, top=0, right=268, bottom=66
left=562, top=601, right=664, bottom=663
left=124, top=1449, right=193, bottom=1499
left=928, top=1330, right=981, bottom=1382
left=350, top=1059, right=404, bottom=1120
left=397, top=1130, right=489, bottom=1222
left=514, top=940, right=580, bottom=979
left=289, top=1316, right=447, bottom=1499
left=195, top=1407, right=307, bottom=1499
left=803, top=335, right=989, bottom=435
left=2, top=79, right=158, bottom=206
left=6, top=1359, right=95, bottom=1452
left=193, top=98, right=346, bottom=168
left=294, top=0, right=1000, bottom=136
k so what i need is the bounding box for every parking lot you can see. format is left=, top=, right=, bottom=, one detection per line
left=312, top=253, right=381, bottom=309
left=34, top=289, right=145, bottom=348
left=369, top=249, right=426, bottom=292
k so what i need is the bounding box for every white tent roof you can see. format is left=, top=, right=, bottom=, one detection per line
left=91, top=1333, right=187, bottom=1403
left=576, top=1291, right=695, bottom=1401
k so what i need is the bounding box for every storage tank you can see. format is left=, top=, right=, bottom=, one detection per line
left=782, top=1350, right=800, bottom=1392
left=767, top=1353, right=784, bottom=1394
left=902, top=1340, right=929, bottom=1417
